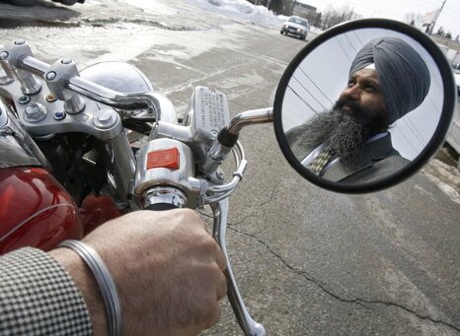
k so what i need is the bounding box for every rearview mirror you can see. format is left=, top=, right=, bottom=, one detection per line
left=273, top=19, right=456, bottom=193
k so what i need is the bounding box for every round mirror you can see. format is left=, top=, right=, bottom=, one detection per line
left=273, top=19, right=456, bottom=193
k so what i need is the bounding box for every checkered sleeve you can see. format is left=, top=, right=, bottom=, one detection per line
left=0, top=247, right=93, bottom=336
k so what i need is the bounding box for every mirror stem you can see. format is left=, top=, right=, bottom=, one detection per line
left=227, top=108, right=273, bottom=135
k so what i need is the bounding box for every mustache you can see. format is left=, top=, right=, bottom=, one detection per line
left=334, top=98, right=361, bottom=114
left=334, top=98, right=379, bottom=129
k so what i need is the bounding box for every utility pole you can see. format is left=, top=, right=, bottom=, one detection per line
left=429, top=0, right=447, bottom=35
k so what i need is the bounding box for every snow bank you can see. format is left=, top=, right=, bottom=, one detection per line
left=185, top=0, right=285, bottom=29
left=423, top=159, right=460, bottom=204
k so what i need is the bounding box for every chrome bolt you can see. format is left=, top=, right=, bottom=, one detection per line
left=0, top=51, right=8, bottom=60
left=14, top=39, right=25, bottom=45
left=94, top=109, right=117, bottom=129
left=25, top=102, right=47, bottom=122
left=26, top=104, right=40, bottom=115
left=61, top=58, right=72, bottom=64
left=46, top=71, right=57, bottom=81
left=98, top=110, right=113, bottom=123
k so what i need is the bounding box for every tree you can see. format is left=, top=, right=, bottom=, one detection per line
left=268, top=0, right=291, bottom=15
left=404, top=12, right=422, bottom=25
left=320, top=6, right=361, bottom=30
left=446, top=32, right=452, bottom=39
left=301, top=10, right=321, bottom=27
left=436, top=26, right=445, bottom=37
left=313, top=12, right=322, bottom=27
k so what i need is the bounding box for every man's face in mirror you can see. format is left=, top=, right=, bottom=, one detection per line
left=285, top=68, right=399, bottom=177
left=335, top=68, right=389, bottom=133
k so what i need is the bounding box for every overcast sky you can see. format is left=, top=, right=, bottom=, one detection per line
left=300, top=0, right=459, bottom=37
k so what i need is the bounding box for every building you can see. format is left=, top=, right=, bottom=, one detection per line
left=292, top=1, right=317, bottom=19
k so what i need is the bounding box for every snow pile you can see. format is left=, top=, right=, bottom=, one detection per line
left=119, top=0, right=179, bottom=15
left=187, top=0, right=285, bottom=29
left=423, top=159, right=460, bottom=204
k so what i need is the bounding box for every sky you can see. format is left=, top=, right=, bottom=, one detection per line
left=301, top=0, right=460, bottom=37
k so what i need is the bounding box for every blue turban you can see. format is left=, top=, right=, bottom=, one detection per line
left=349, top=37, right=431, bottom=125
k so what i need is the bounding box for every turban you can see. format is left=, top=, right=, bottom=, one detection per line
left=349, top=37, right=431, bottom=125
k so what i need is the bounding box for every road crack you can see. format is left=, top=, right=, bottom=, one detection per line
left=228, top=226, right=460, bottom=334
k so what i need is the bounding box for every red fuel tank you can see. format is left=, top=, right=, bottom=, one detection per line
left=0, top=167, right=83, bottom=254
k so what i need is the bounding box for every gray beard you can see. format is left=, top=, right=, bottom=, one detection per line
left=288, top=109, right=372, bottom=168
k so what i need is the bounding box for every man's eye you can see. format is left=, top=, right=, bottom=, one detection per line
left=347, top=80, right=355, bottom=87
left=365, top=85, right=378, bottom=93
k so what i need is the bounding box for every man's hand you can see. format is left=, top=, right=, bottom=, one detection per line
left=51, top=209, right=227, bottom=336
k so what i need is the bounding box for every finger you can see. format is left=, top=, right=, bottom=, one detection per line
left=203, top=304, right=221, bottom=330
left=216, top=270, right=228, bottom=300
left=215, top=244, right=227, bottom=271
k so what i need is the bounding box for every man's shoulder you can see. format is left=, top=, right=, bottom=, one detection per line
left=340, top=153, right=410, bottom=183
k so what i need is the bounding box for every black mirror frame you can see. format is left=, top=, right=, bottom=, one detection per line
left=273, top=18, right=457, bottom=194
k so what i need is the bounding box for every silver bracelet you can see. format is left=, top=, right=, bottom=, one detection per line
left=59, top=240, right=123, bottom=336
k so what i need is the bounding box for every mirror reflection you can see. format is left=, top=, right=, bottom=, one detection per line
left=282, top=28, right=443, bottom=184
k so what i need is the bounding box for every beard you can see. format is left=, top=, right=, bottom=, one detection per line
left=289, top=102, right=375, bottom=169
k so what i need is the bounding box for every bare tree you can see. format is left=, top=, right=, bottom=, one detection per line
left=405, top=12, right=422, bottom=25
left=268, top=0, right=292, bottom=15
left=320, top=6, right=361, bottom=30
left=436, top=26, right=445, bottom=37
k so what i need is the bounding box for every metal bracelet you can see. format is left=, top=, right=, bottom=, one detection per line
left=59, top=240, right=123, bottom=336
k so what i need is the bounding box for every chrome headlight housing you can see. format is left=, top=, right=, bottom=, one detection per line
left=80, top=61, right=155, bottom=118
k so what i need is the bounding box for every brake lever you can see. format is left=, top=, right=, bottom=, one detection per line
left=211, top=199, right=266, bottom=336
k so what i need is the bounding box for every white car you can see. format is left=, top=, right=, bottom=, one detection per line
left=280, top=16, right=310, bottom=40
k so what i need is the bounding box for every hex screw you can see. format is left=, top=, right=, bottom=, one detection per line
left=61, top=58, right=73, bottom=64
left=14, top=39, right=25, bottom=45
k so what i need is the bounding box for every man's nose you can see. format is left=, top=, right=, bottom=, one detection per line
left=343, top=84, right=360, bottom=100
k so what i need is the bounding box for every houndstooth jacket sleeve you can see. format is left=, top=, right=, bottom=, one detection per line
left=0, top=247, right=93, bottom=336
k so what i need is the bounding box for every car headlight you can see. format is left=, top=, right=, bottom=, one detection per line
left=297, top=28, right=302, bottom=32
left=284, top=25, right=288, bottom=28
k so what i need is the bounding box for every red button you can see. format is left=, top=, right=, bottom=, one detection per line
left=147, top=148, right=180, bottom=170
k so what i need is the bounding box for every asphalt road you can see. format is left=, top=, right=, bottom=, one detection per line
left=1, top=1, right=460, bottom=335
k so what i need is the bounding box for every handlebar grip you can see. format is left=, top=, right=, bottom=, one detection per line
left=144, top=203, right=180, bottom=211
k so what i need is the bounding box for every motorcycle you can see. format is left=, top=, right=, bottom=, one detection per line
left=0, top=19, right=456, bottom=335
